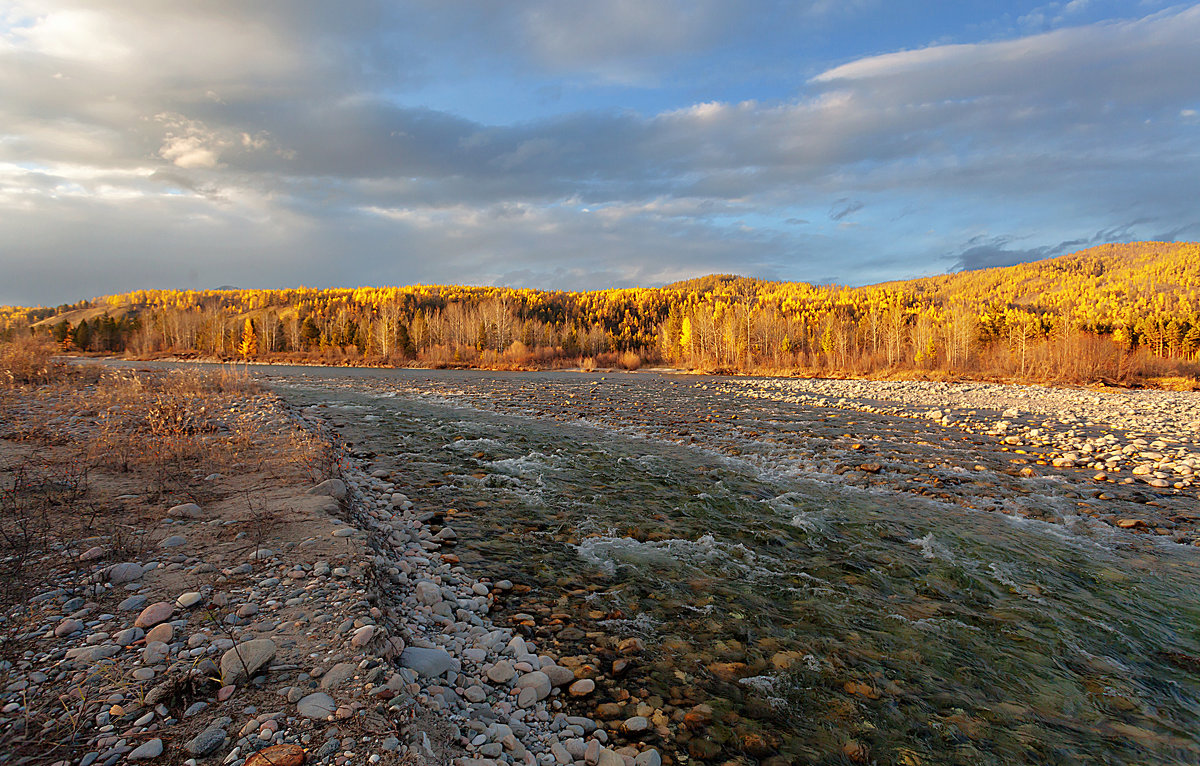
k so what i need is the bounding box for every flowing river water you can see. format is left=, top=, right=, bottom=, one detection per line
left=255, top=367, right=1199, bottom=765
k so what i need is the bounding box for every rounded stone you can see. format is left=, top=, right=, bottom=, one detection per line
left=351, top=625, right=375, bottom=647
left=127, top=738, right=164, bottom=760
left=134, top=602, right=174, bottom=629
left=296, top=691, right=337, bottom=719
left=414, top=580, right=441, bottom=606
left=107, top=562, right=145, bottom=584
left=175, top=592, right=203, bottom=609
left=245, top=744, right=305, bottom=766
left=144, top=623, right=173, bottom=644
left=515, top=670, right=552, bottom=700
left=184, top=727, right=226, bottom=756
left=219, top=638, right=277, bottom=685
left=487, top=661, right=515, bottom=684
left=55, top=618, right=84, bottom=637
left=568, top=678, right=595, bottom=696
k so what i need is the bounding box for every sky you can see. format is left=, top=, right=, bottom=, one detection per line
left=2, top=1, right=1200, bottom=306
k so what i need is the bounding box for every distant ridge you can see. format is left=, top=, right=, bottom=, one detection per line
left=3, top=241, right=1197, bottom=385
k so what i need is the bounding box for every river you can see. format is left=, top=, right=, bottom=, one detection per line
left=215, top=365, right=1199, bottom=764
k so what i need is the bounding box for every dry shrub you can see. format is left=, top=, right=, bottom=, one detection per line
left=580, top=356, right=596, bottom=371
left=0, top=337, right=58, bottom=386
left=618, top=351, right=642, bottom=370
left=84, top=366, right=275, bottom=496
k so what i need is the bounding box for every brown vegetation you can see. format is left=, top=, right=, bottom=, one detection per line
left=0, top=342, right=338, bottom=615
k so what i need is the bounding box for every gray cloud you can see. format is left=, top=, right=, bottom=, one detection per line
left=2, top=2, right=1200, bottom=305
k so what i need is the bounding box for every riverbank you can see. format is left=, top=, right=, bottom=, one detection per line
left=58, top=351, right=1200, bottom=391
left=0, top=365, right=661, bottom=766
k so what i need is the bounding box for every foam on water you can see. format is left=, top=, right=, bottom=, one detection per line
left=488, top=451, right=564, bottom=478
left=443, top=437, right=501, bottom=452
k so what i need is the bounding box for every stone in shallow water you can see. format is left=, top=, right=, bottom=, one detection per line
left=569, top=678, right=595, bottom=696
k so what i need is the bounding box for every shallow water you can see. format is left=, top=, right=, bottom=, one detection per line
left=264, top=368, right=1200, bottom=764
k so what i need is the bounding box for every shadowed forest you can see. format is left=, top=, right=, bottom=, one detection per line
left=4, top=242, right=1199, bottom=385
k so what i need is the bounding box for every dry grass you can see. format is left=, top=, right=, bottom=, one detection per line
left=0, top=336, right=68, bottom=387
left=0, top=342, right=341, bottom=611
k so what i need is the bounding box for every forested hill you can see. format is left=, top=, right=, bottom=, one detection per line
left=3, top=241, right=1198, bottom=381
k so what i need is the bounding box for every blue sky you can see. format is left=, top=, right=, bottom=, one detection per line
left=2, top=1, right=1199, bottom=305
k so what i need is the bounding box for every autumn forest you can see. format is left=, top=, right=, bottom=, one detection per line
left=4, top=242, right=1199, bottom=384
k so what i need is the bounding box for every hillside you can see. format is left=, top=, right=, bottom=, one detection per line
left=3, top=241, right=1198, bottom=382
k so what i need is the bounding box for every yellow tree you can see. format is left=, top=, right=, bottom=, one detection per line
left=238, top=318, right=257, bottom=360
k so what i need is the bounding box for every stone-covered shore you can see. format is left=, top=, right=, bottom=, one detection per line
left=0, top=383, right=663, bottom=766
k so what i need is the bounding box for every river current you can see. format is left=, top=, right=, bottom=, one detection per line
left=258, top=367, right=1199, bottom=765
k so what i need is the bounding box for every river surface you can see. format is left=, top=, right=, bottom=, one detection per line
left=243, top=366, right=1200, bottom=765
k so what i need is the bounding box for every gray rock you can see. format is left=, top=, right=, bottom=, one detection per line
left=414, top=580, right=441, bottom=605
left=543, top=664, right=575, bottom=687
left=515, top=670, right=552, bottom=701
left=175, top=592, right=203, bottom=609
left=296, top=692, right=336, bottom=719
left=219, top=638, right=276, bottom=685
left=127, top=738, right=163, bottom=760
left=399, top=646, right=458, bottom=678
left=306, top=479, right=347, bottom=500
left=487, top=661, right=515, bottom=684
left=142, top=641, right=169, bottom=665
left=319, top=662, right=357, bottom=690
left=118, top=595, right=148, bottom=611
left=634, top=749, right=662, bottom=766
left=168, top=503, right=203, bottom=519
left=622, top=716, right=650, bottom=734
left=157, top=535, right=187, bottom=548
left=114, top=627, right=144, bottom=646
left=107, top=562, right=145, bottom=584
left=55, top=618, right=84, bottom=636
left=65, top=644, right=119, bottom=662
left=184, top=727, right=226, bottom=756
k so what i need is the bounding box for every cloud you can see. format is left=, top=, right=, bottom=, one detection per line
left=2, top=2, right=1200, bottom=305
left=829, top=198, right=864, bottom=221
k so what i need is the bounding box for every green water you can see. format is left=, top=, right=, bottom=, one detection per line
left=269, top=369, right=1200, bottom=765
